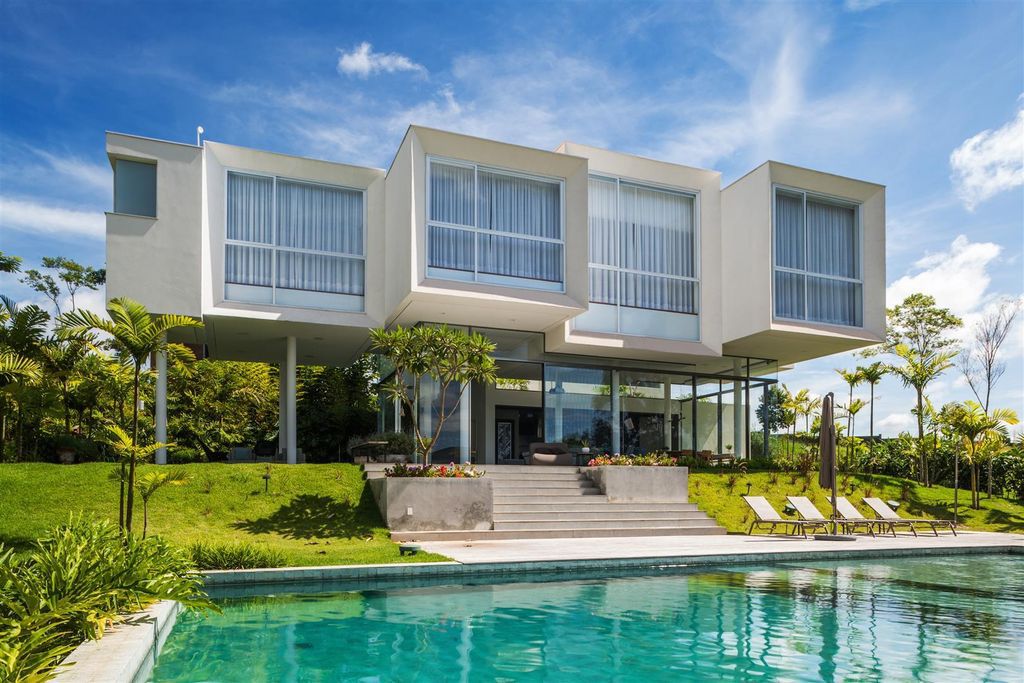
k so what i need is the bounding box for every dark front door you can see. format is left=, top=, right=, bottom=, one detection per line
left=496, top=419, right=514, bottom=461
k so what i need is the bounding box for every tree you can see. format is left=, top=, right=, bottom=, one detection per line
left=779, top=386, right=800, bottom=457
left=297, top=357, right=378, bottom=462
left=946, top=401, right=1019, bottom=510
left=857, top=362, right=886, bottom=458
left=888, top=344, right=955, bottom=486
left=874, top=293, right=962, bottom=357
left=756, top=385, right=789, bottom=434
left=0, top=296, right=49, bottom=459
left=20, top=257, right=105, bottom=317
left=836, top=368, right=863, bottom=457
left=958, top=298, right=1021, bottom=497
left=0, top=251, right=22, bottom=274
left=60, top=298, right=202, bottom=532
left=370, top=325, right=497, bottom=464
left=134, top=468, right=188, bottom=538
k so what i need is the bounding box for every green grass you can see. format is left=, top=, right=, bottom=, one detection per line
left=0, top=463, right=450, bottom=566
left=691, top=471, right=1024, bottom=534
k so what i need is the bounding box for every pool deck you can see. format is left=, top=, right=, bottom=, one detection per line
left=418, top=530, right=1024, bottom=564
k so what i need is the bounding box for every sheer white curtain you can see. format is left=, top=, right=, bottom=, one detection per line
left=587, top=178, right=697, bottom=314
left=773, top=190, right=861, bottom=326
left=427, top=161, right=563, bottom=284
left=225, top=171, right=365, bottom=298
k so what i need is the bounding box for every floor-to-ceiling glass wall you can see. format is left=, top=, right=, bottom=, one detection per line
left=487, top=360, right=544, bottom=463
left=544, top=365, right=612, bottom=455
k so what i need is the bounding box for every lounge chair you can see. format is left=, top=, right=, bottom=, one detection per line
left=785, top=496, right=840, bottom=536
left=834, top=497, right=886, bottom=537
left=743, top=496, right=828, bottom=538
left=862, top=498, right=957, bottom=537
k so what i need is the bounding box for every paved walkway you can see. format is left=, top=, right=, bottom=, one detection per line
left=419, top=530, right=1024, bottom=564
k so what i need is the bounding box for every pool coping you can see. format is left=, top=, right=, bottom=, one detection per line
left=49, top=540, right=1024, bottom=682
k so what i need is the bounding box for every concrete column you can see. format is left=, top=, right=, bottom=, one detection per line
left=286, top=336, right=297, bottom=465
left=762, top=384, right=771, bottom=458
left=610, top=369, right=621, bottom=454
left=154, top=342, right=167, bottom=465
left=733, top=359, right=744, bottom=458
left=278, top=365, right=287, bottom=455
left=459, top=382, right=471, bottom=464
left=663, top=377, right=672, bottom=450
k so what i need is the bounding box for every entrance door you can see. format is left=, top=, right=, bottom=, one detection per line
left=496, top=419, right=515, bottom=461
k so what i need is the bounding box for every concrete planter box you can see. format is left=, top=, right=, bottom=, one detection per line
left=369, top=477, right=493, bottom=532
left=584, top=466, right=689, bottom=503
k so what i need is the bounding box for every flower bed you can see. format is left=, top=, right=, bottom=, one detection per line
left=384, top=462, right=484, bottom=478
left=587, top=453, right=680, bottom=467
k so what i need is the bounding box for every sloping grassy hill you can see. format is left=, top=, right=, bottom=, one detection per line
left=691, top=471, right=1024, bottom=534
left=0, top=463, right=449, bottom=565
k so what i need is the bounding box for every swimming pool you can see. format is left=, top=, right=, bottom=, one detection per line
left=150, top=554, right=1022, bottom=681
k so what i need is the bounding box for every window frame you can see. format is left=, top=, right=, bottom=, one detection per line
left=112, top=157, right=158, bottom=218
left=222, top=167, right=368, bottom=312
left=425, top=155, right=567, bottom=293
left=586, top=173, right=702, bottom=331
left=771, top=183, right=864, bottom=328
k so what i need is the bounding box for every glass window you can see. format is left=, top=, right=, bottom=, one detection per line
left=773, top=187, right=862, bottom=327
left=544, top=365, right=612, bottom=454
left=224, top=171, right=365, bottom=310
left=113, top=159, right=156, bottom=217
left=427, top=159, right=564, bottom=290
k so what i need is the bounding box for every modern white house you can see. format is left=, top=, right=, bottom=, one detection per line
left=105, top=125, right=885, bottom=467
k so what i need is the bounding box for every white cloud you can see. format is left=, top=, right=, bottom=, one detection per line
left=950, top=99, right=1024, bottom=210
left=843, top=0, right=891, bottom=11
left=878, top=412, right=914, bottom=432
left=336, top=42, right=426, bottom=79
left=0, top=196, right=105, bottom=240
left=886, top=234, right=1002, bottom=317
left=34, top=150, right=111, bottom=196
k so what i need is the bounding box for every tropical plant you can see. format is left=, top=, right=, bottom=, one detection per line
left=888, top=344, right=955, bottom=486
left=297, top=357, right=378, bottom=462
left=187, top=541, right=287, bottom=570
left=60, top=298, right=202, bottom=532
left=857, top=361, right=886, bottom=457
left=370, top=325, right=497, bottom=464
left=134, top=468, right=188, bottom=538
left=0, top=518, right=213, bottom=681
left=945, top=401, right=1019, bottom=510
left=836, top=368, right=863, bottom=447
left=755, top=385, right=789, bottom=434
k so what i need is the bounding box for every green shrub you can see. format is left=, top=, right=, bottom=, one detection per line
left=168, top=447, right=207, bottom=464
left=188, top=541, right=287, bottom=570
left=0, top=518, right=213, bottom=682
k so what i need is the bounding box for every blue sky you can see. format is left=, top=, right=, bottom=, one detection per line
left=1, top=0, right=1021, bottom=435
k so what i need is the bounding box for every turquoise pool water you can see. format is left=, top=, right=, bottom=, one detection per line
left=150, top=554, right=1023, bottom=682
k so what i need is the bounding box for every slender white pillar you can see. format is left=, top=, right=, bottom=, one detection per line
left=733, top=359, right=744, bottom=458
left=459, top=383, right=471, bottom=464
left=610, top=369, right=621, bottom=454
left=663, top=377, right=673, bottom=450
left=278, top=366, right=287, bottom=456
left=154, top=342, right=167, bottom=465
left=286, top=336, right=297, bottom=465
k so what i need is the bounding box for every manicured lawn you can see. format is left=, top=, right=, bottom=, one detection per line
left=0, top=463, right=449, bottom=565
left=690, top=471, right=1024, bottom=534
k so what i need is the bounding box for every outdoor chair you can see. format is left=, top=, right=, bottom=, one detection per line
left=743, top=496, right=828, bottom=538
left=528, top=442, right=573, bottom=466
left=863, top=498, right=957, bottom=537
left=785, top=497, right=840, bottom=536
left=833, top=497, right=887, bottom=537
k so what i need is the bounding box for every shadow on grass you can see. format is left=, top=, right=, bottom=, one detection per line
left=231, top=490, right=379, bottom=540
left=982, top=506, right=1024, bottom=533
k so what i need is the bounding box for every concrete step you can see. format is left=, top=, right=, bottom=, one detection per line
left=493, top=511, right=712, bottom=522
left=494, top=490, right=604, bottom=499
left=493, top=518, right=721, bottom=531
left=391, top=526, right=728, bottom=542
left=490, top=479, right=596, bottom=489
left=494, top=502, right=701, bottom=513
left=483, top=471, right=588, bottom=480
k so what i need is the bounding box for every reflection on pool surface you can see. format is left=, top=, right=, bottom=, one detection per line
left=150, top=554, right=1023, bottom=682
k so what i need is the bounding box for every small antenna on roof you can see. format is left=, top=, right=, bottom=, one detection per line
left=196, top=126, right=205, bottom=147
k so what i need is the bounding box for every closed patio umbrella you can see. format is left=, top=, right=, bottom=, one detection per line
left=817, top=392, right=850, bottom=539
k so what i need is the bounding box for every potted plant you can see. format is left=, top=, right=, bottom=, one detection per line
left=580, top=438, right=591, bottom=455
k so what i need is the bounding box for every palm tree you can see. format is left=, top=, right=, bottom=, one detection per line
left=946, top=401, right=1018, bottom=510
left=780, top=385, right=799, bottom=457
left=61, top=298, right=202, bottom=532
left=836, top=368, right=863, bottom=457
left=857, top=362, right=886, bottom=458
left=888, top=344, right=954, bottom=486
left=135, top=468, right=188, bottom=538
left=0, top=295, right=49, bottom=458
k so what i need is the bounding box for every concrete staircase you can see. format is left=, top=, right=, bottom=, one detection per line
left=365, top=464, right=726, bottom=542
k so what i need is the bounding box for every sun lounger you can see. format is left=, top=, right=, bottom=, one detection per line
left=862, top=497, right=957, bottom=537
left=833, top=497, right=886, bottom=537
left=785, top=496, right=839, bottom=536
left=743, top=496, right=828, bottom=538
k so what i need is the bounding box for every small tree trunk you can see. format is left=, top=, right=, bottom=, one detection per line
left=126, top=363, right=141, bottom=533
left=142, top=500, right=149, bottom=539
left=916, top=391, right=927, bottom=486
left=986, top=458, right=993, bottom=499
left=868, top=384, right=875, bottom=460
